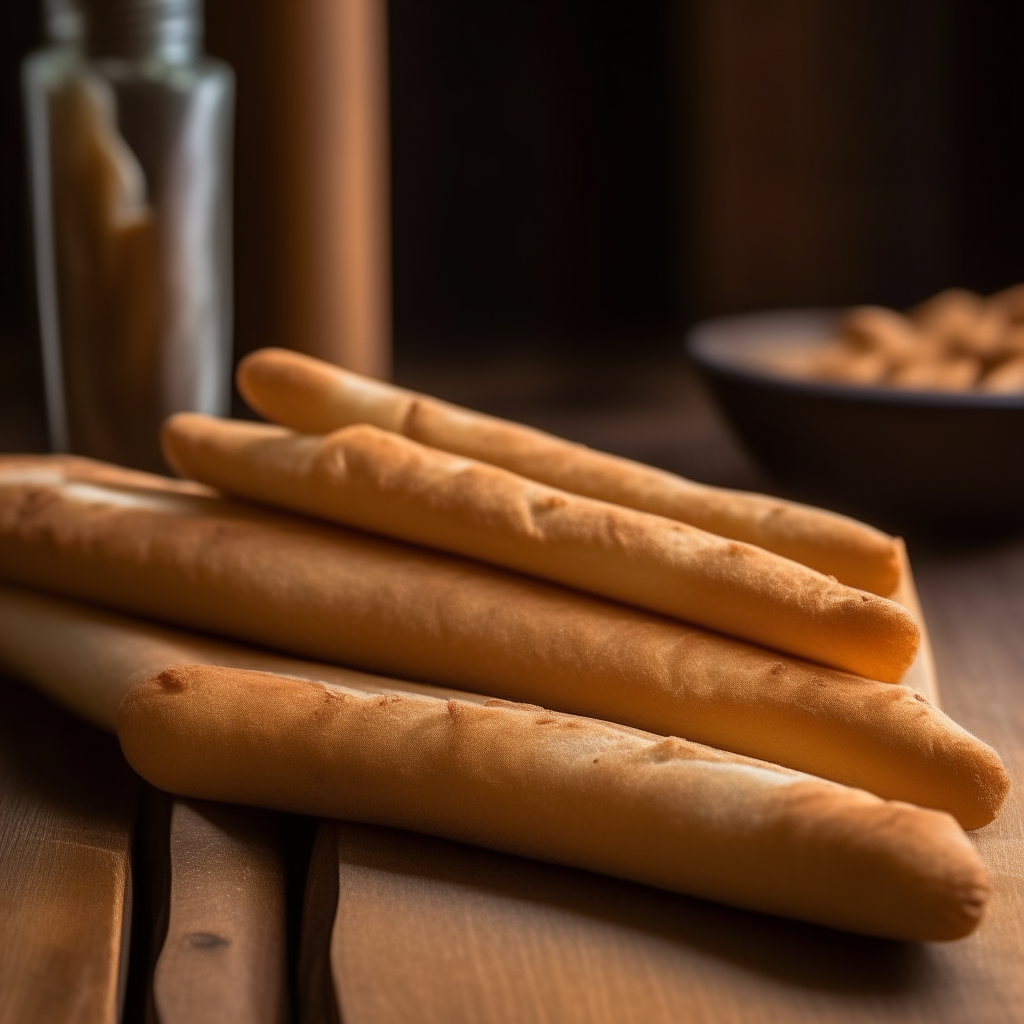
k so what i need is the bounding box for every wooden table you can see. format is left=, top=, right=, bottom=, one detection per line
left=0, top=679, right=139, bottom=1024
left=1, top=355, right=1022, bottom=1022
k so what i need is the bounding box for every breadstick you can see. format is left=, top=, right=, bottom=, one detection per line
left=9, top=585, right=985, bottom=943
left=118, top=665, right=989, bottom=942
left=235, top=349, right=901, bottom=595
left=0, top=455, right=1006, bottom=827
left=0, top=582, right=479, bottom=731
left=163, top=414, right=919, bottom=682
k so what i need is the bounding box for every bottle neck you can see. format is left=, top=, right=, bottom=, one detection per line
left=44, top=0, right=84, bottom=45
left=75, top=0, right=202, bottom=64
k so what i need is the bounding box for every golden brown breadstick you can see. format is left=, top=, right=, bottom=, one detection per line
left=118, top=665, right=989, bottom=942
left=0, top=455, right=1007, bottom=827
left=49, top=75, right=164, bottom=470
left=235, top=348, right=902, bottom=595
left=3, top=582, right=986, bottom=943
left=163, top=414, right=919, bottom=682
left=0, top=582, right=479, bottom=731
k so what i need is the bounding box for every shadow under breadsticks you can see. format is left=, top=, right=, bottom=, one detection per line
left=310, top=821, right=940, bottom=1004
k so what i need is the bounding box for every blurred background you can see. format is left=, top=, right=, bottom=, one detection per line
left=3, top=0, right=1024, bottom=489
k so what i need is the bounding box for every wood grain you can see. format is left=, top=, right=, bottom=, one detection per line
left=148, top=800, right=289, bottom=1024
left=0, top=676, right=139, bottom=1024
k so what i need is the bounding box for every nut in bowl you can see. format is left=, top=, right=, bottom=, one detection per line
left=810, top=287, right=1024, bottom=393
left=686, top=295, right=1024, bottom=535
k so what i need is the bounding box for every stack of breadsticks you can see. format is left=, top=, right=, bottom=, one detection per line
left=0, top=348, right=1009, bottom=943
left=811, top=285, right=1024, bottom=392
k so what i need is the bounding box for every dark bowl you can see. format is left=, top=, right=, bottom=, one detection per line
left=686, top=309, right=1024, bottom=536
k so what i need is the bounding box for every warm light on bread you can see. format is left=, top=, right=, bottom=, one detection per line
left=117, top=664, right=991, bottom=943
left=0, top=455, right=1007, bottom=827
left=162, top=413, right=920, bottom=682
left=235, top=348, right=902, bottom=595
left=0, top=582, right=480, bottom=731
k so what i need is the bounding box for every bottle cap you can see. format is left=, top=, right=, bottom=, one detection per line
left=78, top=0, right=201, bottom=62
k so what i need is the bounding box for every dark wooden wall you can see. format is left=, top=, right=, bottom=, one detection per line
left=387, top=0, right=680, bottom=358
left=4, top=0, right=1024, bottom=373
left=689, top=0, right=1024, bottom=319
left=0, top=0, right=39, bottom=340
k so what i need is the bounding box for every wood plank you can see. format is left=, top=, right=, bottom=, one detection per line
left=146, top=799, right=290, bottom=1024
left=313, top=821, right=936, bottom=1024
left=297, top=821, right=342, bottom=1024
left=910, top=538, right=1024, bottom=1020
left=0, top=676, right=139, bottom=1024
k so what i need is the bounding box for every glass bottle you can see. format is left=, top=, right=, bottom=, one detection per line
left=23, top=0, right=234, bottom=472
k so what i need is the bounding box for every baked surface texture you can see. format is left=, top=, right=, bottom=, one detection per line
left=236, top=348, right=902, bottom=595
left=118, top=664, right=990, bottom=943
left=0, top=454, right=1007, bottom=827
left=0, top=582, right=483, bottom=731
left=163, top=413, right=920, bottom=683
